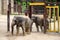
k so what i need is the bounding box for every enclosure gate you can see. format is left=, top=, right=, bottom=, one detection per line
left=46, top=6, right=60, bottom=32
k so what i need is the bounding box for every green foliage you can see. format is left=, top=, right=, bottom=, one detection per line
left=47, top=0, right=56, bottom=2
left=47, top=0, right=50, bottom=2
left=21, top=2, right=30, bottom=13
left=16, top=0, right=20, bottom=2
left=22, top=2, right=26, bottom=12
left=52, top=0, right=56, bottom=2
left=16, top=0, right=21, bottom=4
left=27, top=2, right=30, bottom=5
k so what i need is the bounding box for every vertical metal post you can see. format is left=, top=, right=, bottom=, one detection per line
left=7, top=10, right=10, bottom=32
left=49, top=8, right=51, bottom=31
left=26, top=2, right=32, bottom=19
left=54, top=8, right=56, bottom=32
left=29, top=6, right=32, bottom=18
left=43, top=5, right=48, bottom=33
left=57, top=6, right=59, bottom=32
left=7, top=0, right=11, bottom=32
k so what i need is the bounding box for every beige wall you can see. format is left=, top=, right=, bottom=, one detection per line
left=2, top=0, right=8, bottom=14
left=11, top=0, right=14, bottom=14
left=0, top=0, right=14, bottom=14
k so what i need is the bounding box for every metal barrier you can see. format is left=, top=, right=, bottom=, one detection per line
left=46, top=6, right=60, bottom=32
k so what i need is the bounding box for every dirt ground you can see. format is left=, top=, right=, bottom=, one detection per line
left=0, top=15, right=60, bottom=40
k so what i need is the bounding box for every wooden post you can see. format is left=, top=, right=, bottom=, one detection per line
left=57, top=6, right=59, bottom=32
left=7, top=10, right=10, bottom=32
left=7, top=2, right=11, bottom=32
left=49, top=8, right=51, bottom=31
left=43, top=5, right=48, bottom=33
left=29, top=6, right=32, bottom=18
left=53, top=8, right=56, bottom=32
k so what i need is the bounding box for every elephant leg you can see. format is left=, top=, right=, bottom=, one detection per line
left=30, top=22, right=33, bottom=32
left=11, top=25, right=14, bottom=35
left=22, top=22, right=26, bottom=36
left=16, top=25, right=19, bottom=35
left=25, top=23, right=30, bottom=34
left=44, top=26, right=47, bottom=34
left=40, top=25, right=43, bottom=32
left=35, top=23, right=39, bottom=32
left=26, top=27, right=31, bottom=34
left=40, top=21, right=44, bottom=32
left=43, top=19, right=47, bottom=34
left=11, top=22, right=15, bottom=35
left=22, top=26, right=25, bottom=36
left=28, top=27, right=30, bottom=34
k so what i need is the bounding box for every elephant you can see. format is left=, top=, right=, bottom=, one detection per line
left=31, top=15, right=49, bottom=33
left=11, top=16, right=33, bottom=35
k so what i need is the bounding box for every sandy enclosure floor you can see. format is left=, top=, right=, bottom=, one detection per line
left=0, top=15, right=60, bottom=40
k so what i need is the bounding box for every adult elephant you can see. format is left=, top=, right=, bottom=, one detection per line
left=11, top=15, right=33, bottom=36
left=31, top=15, right=49, bottom=33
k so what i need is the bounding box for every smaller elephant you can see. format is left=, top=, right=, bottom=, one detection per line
left=31, top=16, right=49, bottom=33
left=11, top=16, right=33, bottom=35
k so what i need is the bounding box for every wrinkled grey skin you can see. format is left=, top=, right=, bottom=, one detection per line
left=11, top=16, right=33, bottom=35
left=31, top=16, right=49, bottom=33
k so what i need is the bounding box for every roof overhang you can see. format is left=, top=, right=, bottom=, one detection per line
left=46, top=6, right=59, bottom=8
left=29, top=2, right=45, bottom=6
